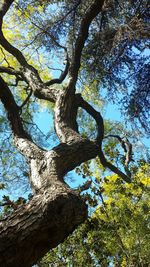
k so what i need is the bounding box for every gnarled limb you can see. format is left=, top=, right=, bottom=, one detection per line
left=77, top=94, right=131, bottom=182
left=0, top=57, right=101, bottom=267
left=0, top=80, right=100, bottom=266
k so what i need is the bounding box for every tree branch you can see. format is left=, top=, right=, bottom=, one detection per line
left=0, top=65, right=22, bottom=76
left=20, top=88, right=32, bottom=109
left=45, top=49, right=70, bottom=86
left=104, top=134, right=133, bottom=167
left=0, top=29, right=58, bottom=102
left=0, top=75, right=42, bottom=159
left=0, top=30, right=29, bottom=67
left=14, top=7, right=70, bottom=87
left=0, top=2, right=58, bottom=103
left=77, top=94, right=104, bottom=144
left=98, top=149, right=131, bottom=182
left=0, top=0, right=14, bottom=26
left=0, top=32, right=58, bottom=101
left=68, top=0, right=105, bottom=90
left=77, top=94, right=131, bottom=182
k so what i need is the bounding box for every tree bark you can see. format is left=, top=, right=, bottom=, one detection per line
left=0, top=178, right=87, bottom=267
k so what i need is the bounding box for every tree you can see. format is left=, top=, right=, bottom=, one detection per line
left=0, top=1, right=149, bottom=266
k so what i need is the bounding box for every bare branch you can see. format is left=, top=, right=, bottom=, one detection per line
left=68, top=0, right=105, bottom=90
left=0, top=65, right=22, bottom=76
left=77, top=94, right=131, bottom=182
left=0, top=0, right=14, bottom=26
left=0, top=75, right=42, bottom=158
left=45, top=50, right=70, bottom=86
left=77, top=94, right=104, bottom=144
left=105, top=134, right=133, bottom=165
left=98, top=149, right=131, bottom=183
left=19, top=88, right=32, bottom=109
left=0, top=30, right=29, bottom=66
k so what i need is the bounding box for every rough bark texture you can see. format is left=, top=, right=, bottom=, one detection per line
left=0, top=182, right=87, bottom=267
left=0, top=0, right=131, bottom=266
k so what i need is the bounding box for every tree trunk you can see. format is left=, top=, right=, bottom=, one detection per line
left=0, top=135, right=99, bottom=267
left=0, top=177, right=87, bottom=267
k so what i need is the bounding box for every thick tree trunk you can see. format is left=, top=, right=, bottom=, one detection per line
left=0, top=135, right=99, bottom=267
left=0, top=178, right=87, bottom=267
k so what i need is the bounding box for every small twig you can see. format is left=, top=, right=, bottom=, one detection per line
left=20, top=88, right=32, bottom=109
left=48, top=67, right=63, bottom=72
left=104, top=134, right=133, bottom=177
left=0, top=47, right=10, bottom=66
left=77, top=180, right=92, bottom=193
left=45, top=50, right=70, bottom=86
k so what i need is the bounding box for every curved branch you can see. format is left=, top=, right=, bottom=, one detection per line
left=77, top=94, right=131, bottom=182
left=0, top=1, right=30, bottom=67
left=0, top=75, right=29, bottom=138
left=0, top=30, right=58, bottom=102
left=98, top=149, right=131, bottom=183
left=0, top=0, right=14, bottom=26
left=0, top=75, right=42, bottom=158
left=104, top=134, right=133, bottom=166
left=77, top=94, right=104, bottom=143
left=45, top=50, right=70, bottom=86
left=68, top=0, right=105, bottom=89
left=0, top=29, right=29, bottom=66
left=20, top=88, right=32, bottom=109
